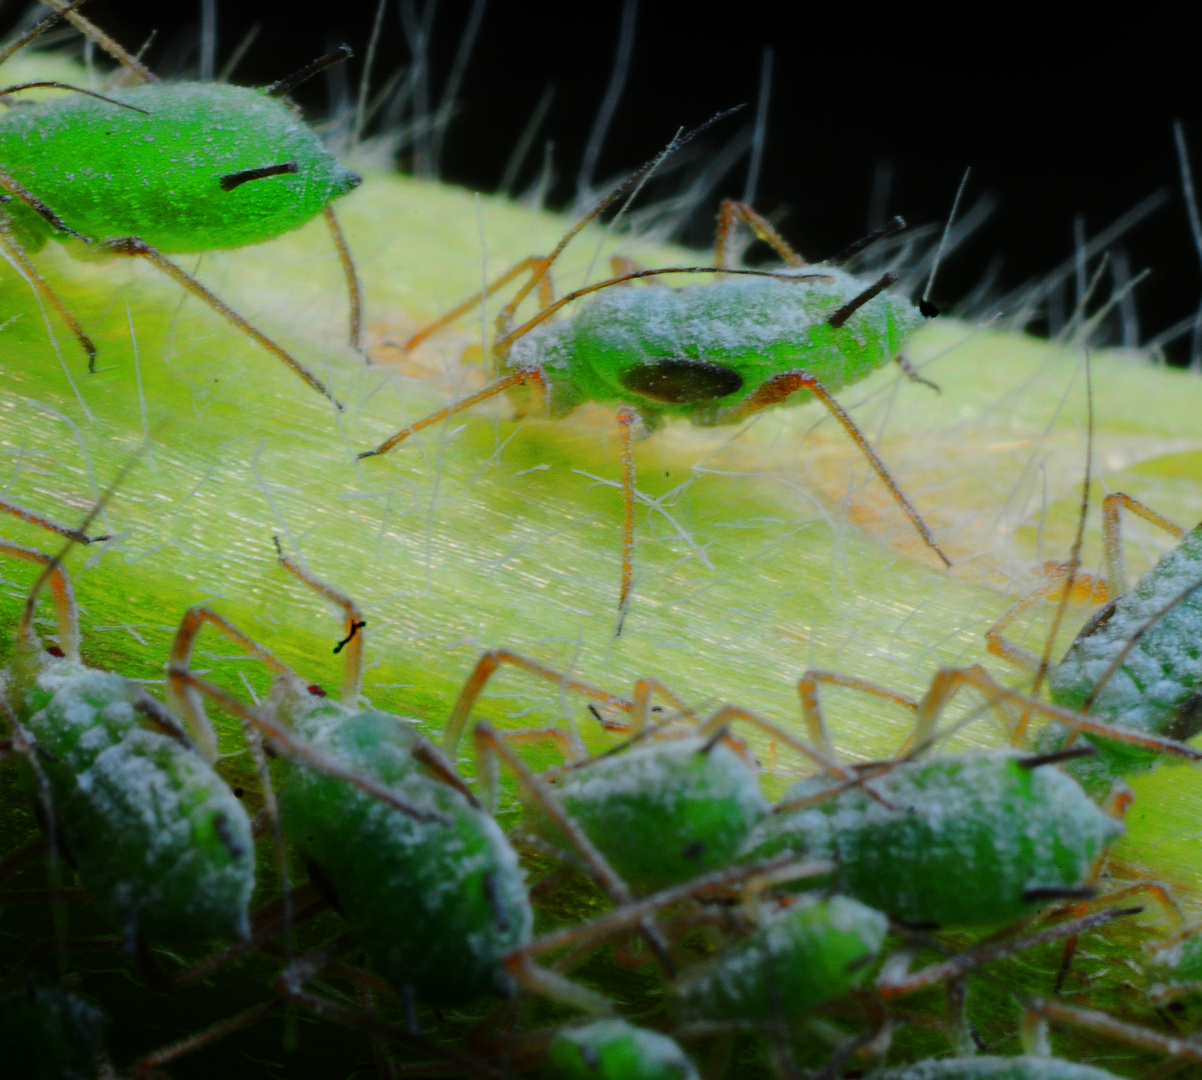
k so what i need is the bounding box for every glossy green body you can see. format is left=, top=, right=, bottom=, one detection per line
left=674, top=895, right=887, bottom=1021
left=279, top=707, right=532, bottom=1006
left=1044, top=526, right=1202, bottom=794
left=0, top=82, right=359, bottom=251
left=535, top=736, right=768, bottom=894
left=0, top=985, right=106, bottom=1080
left=504, top=269, right=924, bottom=423
left=8, top=642, right=254, bottom=942
left=740, top=751, right=1121, bottom=928
left=873, top=1057, right=1126, bottom=1080
left=545, top=1020, right=700, bottom=1080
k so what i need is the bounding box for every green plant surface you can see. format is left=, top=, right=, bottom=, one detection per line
left=4, top=49, right=1202, bottom=1078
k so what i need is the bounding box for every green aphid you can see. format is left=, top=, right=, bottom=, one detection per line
left=1149, top=929, right=1202, bottom=1005
left=674, top=894, right=887, bottom=1022
left=361, top=135, right=948, bottom=627
left=546, top=1019, right=700, bottom=1080
left=167, top=544, right=536, bottom=1008
left=0, top=984, right=107, bottom=1080
left=0, top=502, right=255, bottom=944
left=739, top=750, right=1122, bottom=929
left=872, top=1057, right=1126, bottom=1080
left=989, top=494, right=1202, bottom=796
left=0, top=6, right=361, bottom=405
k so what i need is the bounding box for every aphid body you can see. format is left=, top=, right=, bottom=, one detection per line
left=546, top=1019, right=700, bottom=1080
left=0, top=984, right=107, bottom=1080
left=0, top=83, right=360, bottom=254
left=1, top=507, right=255, bottom=943
left=740, top=750, right=1122, bottom=928
left=673, top=894, right=888, bottom=1022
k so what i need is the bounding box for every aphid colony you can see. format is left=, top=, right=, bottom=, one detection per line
left=5, top=5, right=1202, bottom=1078
left=2, top=487, right=1200, bottom=1078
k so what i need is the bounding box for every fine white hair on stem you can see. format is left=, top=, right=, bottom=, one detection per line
left=1073, top=215, right=1088, bottom=316
left=1173, top=120, right=1202, bottom=369
left=867, top=158, right=894, bottom=235
left=399, top=0, right=438, bottom=178
left=125, top=302, right=154, bottom=472
left=499, top=82, right=556, bottom=197
left=575, top=0, right=638, bottom=207
left=430, top=0, right=487, bottom=178
left=1111, top=249, right=1141, bottom=349
left=923, top=166, right=971, bottom=304
left=198, top=0, right=217, bottom=82
left=217, top=22, right=259, bottom=83
left=742, top=47, right=773, bottom=205
left=352, top=0, right=387, bottom=149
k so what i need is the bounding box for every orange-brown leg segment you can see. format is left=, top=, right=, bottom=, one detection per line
left=714, top=199, right=805, bottom=269
left=0, top=497, right=105, bottom=544
left=102, top=237, right=343, bottom=409
left=322, top=205, right=362, bottom=351
left=797, top=670, right=920, bottom=771
left=616, top=406, right=638, bottom=634
left=0, top=214, right=97, bottom=369
left=399, top=256, right=552, bottom=352
left=128, top=1001, right=279, bottom=1078
left=715, top=369, right=950, bottom=567
left=1103, top=492, right=1186, bottom=598
left=358, top=368, right=546, bottom=458
left=0, top=538, right=81, bottom=661
left=273, top=536, right=365, bottom=703
left=1023, top=996, right=1202, bottom=1065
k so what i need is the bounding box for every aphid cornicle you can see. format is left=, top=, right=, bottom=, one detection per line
left=361, top=131, right=948, bottom=627
left=0, top=499, right=255, bottom=944
left=988, top=492, right=1202, bottom=796
left=0, top=4, right=361, bottom=407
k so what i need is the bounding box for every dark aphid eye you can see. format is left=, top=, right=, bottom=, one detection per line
left=46, top=644, right=65, bottom=658
left=621, top=358, right=743, bottom=405
left=219, top=161, right=300, bottom=192
left=307, top=683, right=327, bottom=697
left=919, top=298, right=940, bottom=318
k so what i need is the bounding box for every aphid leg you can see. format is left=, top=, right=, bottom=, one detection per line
left=100, top=237, right=344, bottom=409
left=127, top=1001, right=279, bottom=1079
left=273, top=536, right=364, bottom=702
left=876, top=905, right=1140, bottom=998
left=321, top=205, right=363, bottom=351
left=167, top=606, right=300, bottom=762
left=0, top=168, right=93, bottom=242
left=474, top=721, right=675, bottom=976
left=0, top=214, right=97, bottom=369
left=0, top=497, right=106, bottom=544
left=985, top=562, right=1108, bottom=675
left=0, top=538, right=81, bottom=660
left=796, top=669, right=920, bottom=772
left=616, top=405, right=638, bottom=634
left=714, top=199, right=805, bottom=269
left=443, top=647, right=628, bottom=756
left=38, top=0, right=158, bottom=83
left=1102, top=492, right=1186, bottom=598
left=1022, top=996, right=1202, bottom=1065
left=399, top=256, right=552, bottom=352
left=358, top=368, right=546, bottom=458
left=714, top=369, right=951, bottom=567
left=697, top=703, right=855, bottom=779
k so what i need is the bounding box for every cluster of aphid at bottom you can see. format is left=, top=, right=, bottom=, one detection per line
left=4, top=480, right=1202, bottom=1079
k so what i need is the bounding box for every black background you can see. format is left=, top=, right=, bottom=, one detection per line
left=4, top=1, right=1200, bottom=361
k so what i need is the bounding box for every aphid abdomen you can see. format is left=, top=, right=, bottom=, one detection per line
left=1048, top=527, right=1202, bottom=787
left=280, top=711, right=532, bottom=1006
left=871, top=1056, right=1127, bottom=1080
left=674, top=895, right=887, bottom=1022
left=742, top=753, right=1122, bottom=928
left=16, top=657, right=255, bottom=942
left=0, top=83, right=359, bottom=252
left=546, top=1019, right=700, bottom=1080
left=542, top=737, right=768, bottom=894
left=0, top=985, right=107, bottom=1080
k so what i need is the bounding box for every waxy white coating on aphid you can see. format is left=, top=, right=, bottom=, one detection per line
left=674, top=894, right=887, bottom=1021
left=872, top=1056, right=1127, bottom=1080
left=1049, top=528, right=1202, bottom=764
left=11, top=648, right=254, bottom=942
left=506, top=269, right=924, bottom=422
left=740, top=751, right=1121, bottom=928
left=547, top=1019, right=700, bottom=1080
left=540, top=734, right=769, bottom=893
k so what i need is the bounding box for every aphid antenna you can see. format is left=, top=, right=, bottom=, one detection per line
left=0, top=81, right=150, bottom=113
left=36, top=0, right=158, bottom=84
left=0, top=0, right=90, bottom=69
left=826, top=216, right=908, bottom=268
left=265, top=44, right=353, bottom=100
